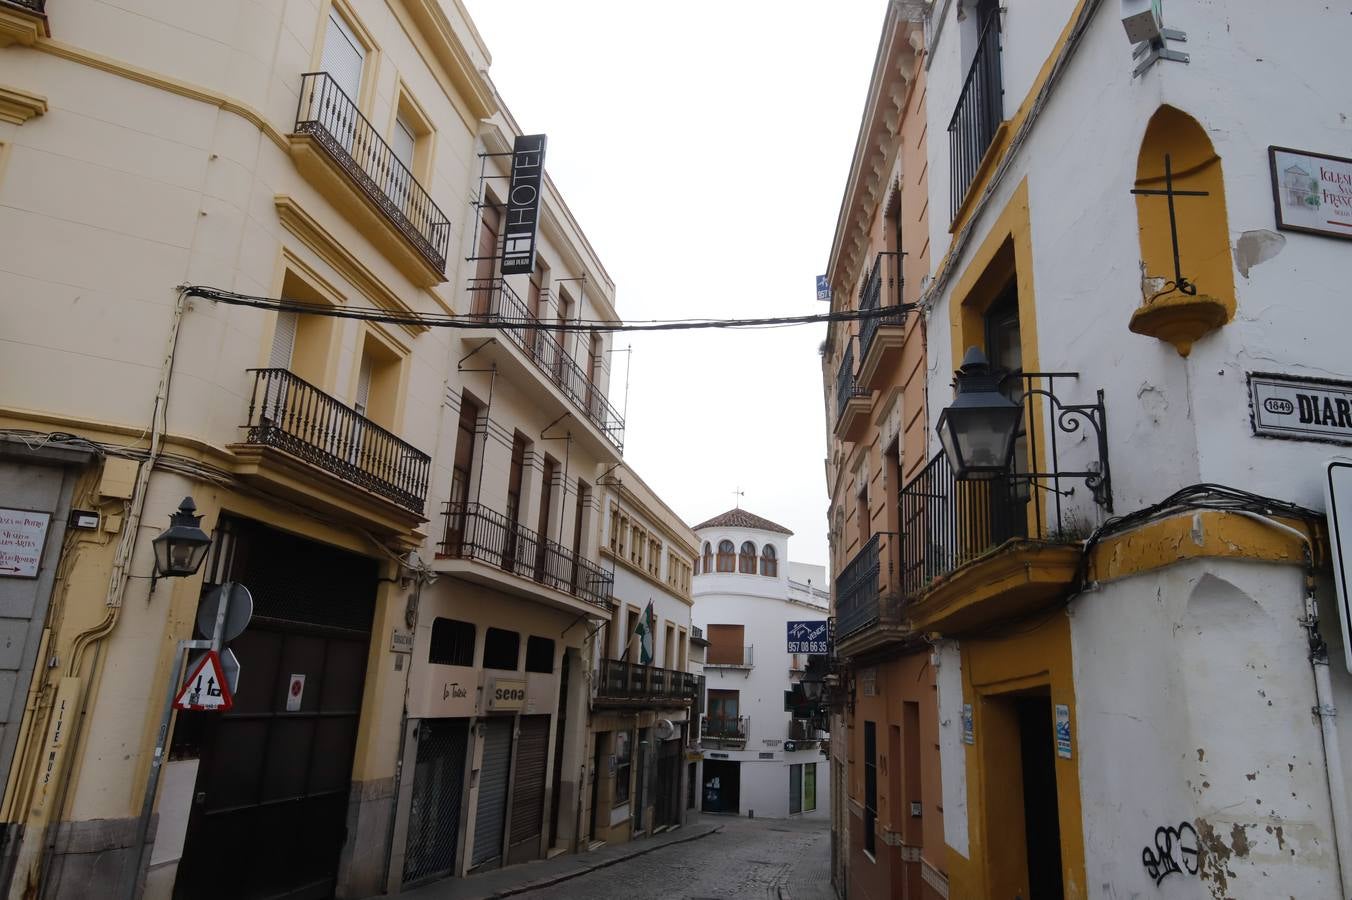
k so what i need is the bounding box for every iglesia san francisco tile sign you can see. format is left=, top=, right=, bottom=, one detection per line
left=1249, top=372, right=1352, bottom=446
left=1270, top=146, right=1352, bottom=241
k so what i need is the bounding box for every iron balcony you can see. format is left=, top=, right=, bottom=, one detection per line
left=948, top=13, right=1003, bottom=220
left=595, top=658, right=699, bottom=707
left=700, top=714, right=750, bottom=748
left=242, top=367, right=430, bottom=514
left=438, top=501, right=614, bottom=611
left=834, top=345, right=870, bottom=442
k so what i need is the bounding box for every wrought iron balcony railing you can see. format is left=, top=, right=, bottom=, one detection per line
left=705, top=644, right=754, bottom=669
left=788, top=719, right=823, bottom=742
left=295, top=72, right=451, bottom=273
left=596, top=658, right=699, bottom=703
left=835, top=534, right=882, bottom=639
left=835, top=346, right=868, bottom=426
left=438, top=501, right=613, bottom=610
left=858, top=253, right=905, bottom=366
left=243, top=368, right=430, bottom=513
left=467, top=277, right=625, bottom=452
left=898, top=371, right=1109, bottom=599
left=700, top=714, right=749, bottom=743
left=948, top=14, right=1003, bottom=220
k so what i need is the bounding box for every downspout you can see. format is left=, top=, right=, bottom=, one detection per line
left=1231, top=510, right=1352, bottom=898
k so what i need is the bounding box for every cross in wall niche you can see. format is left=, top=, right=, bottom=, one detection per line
left=732, top=487, right=745, bottom=509
left=1130, top=153, right=1210, bottom=297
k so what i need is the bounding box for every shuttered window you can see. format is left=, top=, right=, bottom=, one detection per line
left=321, top=10, right=364, bottom=103
left=269, top=311, right=297, bottom=369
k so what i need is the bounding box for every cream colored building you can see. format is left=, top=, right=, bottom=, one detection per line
left=0, top=0, right=626, bottom=896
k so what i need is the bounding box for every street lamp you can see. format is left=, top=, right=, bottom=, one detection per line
left=150, top=497, right=212, bottom=591
left=935, top=347, right=1023, bottom=479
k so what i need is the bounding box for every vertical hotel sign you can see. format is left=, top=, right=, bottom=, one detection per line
left=501, top=134, right=548, bottom=275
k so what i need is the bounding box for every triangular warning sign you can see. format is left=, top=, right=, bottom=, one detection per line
left=173, top=650, right=234, bottom=712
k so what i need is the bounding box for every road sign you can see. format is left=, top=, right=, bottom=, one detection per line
left=286, top=673, right=305, bottom=712
left=173, top=650, right=233, bottom=712
left=196, top=582, right=253, bottom=643
left=191, top=648, right=241, bottom=695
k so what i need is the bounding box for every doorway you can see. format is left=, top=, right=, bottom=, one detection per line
left=701, top=760, right=740, bottom=815
left=1017, top=695, right=1063, bottom=900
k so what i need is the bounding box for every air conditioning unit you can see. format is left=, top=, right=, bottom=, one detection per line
left=654, top=718, right=677, bottom=741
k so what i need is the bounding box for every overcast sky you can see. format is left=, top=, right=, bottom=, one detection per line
left=462, top=1, right=889, bottom=566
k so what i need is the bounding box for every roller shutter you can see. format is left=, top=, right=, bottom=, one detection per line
left=507, top=715, right=550, bottom=863
left=472, top=718, right=513, bottom=868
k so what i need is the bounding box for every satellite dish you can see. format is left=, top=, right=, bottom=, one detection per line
left=654, top=718, right=677, bottom=741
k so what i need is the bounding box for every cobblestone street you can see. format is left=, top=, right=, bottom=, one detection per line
left=517, top=816, right=832, bottom=900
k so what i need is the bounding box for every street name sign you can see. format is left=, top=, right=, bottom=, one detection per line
left=1251, top=373, right=1352, bottom=446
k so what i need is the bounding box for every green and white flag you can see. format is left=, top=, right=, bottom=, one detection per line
left=634, top=600, right=655, bottom=665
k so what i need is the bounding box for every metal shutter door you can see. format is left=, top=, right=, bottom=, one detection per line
left=507, top=715, right=550, bottom=861
left=789, top=763, right=803, bottom=814
left=402, top=718, right=470, bottom=885
left=472, top=717, right=513, bottom=867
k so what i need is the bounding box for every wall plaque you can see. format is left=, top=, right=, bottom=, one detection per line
left=1270, top=146, right=1352, bottom=241
left=1249, top=372, right=1352, bottom=446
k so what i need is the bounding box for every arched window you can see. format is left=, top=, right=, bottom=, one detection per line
left=702, top=541, right=713, bottom=574
left=738, top=541, right=757, bottom=574
left=760, top=544, right=777, bottom=577
left=716, top=540, right=735, bottom=573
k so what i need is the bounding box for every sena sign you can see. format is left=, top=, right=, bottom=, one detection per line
left=1250, top=372, right=1352, bottom=447
left=487, top=678, right=527, bottom=712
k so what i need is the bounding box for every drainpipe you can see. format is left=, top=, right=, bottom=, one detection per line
left=1231, top=511, right=1352, bottom=898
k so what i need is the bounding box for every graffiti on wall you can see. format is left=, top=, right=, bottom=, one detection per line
left=1142, top=821, right=1201, bottom=884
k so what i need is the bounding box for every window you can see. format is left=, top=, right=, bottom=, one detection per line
left=760, top=544, right=777, bottom=577
left=864, top=721, right=877, bottom=856
left=648, top=538, right=661, bottom=577
left=706, top=624, right=745, bottom=666
left=483, top=627, right=520, bottom=670
left=525, top=635, right=555, bottom=673
left=630, top=524, right=643, bottom=567
left=614, top=731, right=632, bottom=806
left=609, top=504, right=621, bottom=553
left=716, top=540, right=735, bottom=573
left=702, top=542, right=712, bottom=573
left=707, top=689, right=739, bottom=737
left=429, top=618, right=474, bottom=666
left=320, top=7, right=365, bottom=105
left=738, top=541, right=757, bottom=574
left=804, top=763, right=817, bottom=812
left=789, top=763, right=803, bottom=814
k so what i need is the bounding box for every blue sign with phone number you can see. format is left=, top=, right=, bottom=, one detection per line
left=786, top=620, right=828, bottom=654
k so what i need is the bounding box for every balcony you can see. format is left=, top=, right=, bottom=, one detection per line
left=467, top=278, right=625, bottom=454
left=438, top=501, right=613, bottom=612
left=948, top=13, right=1004, bottom=222
left=787, top=719, right=824, bottom=748
left=290, top=72, right=451, bottom=285
left=856, top=253, right=907, bottom=391
left=232, top=368, right=430, bottom=529
left=833, top=345, right=870, bottom=443
left=595, top=658, right=699, bottom=708
left=700, top=714, right=749, bottom=748
left=704, top=645, right=754, bottom=671
left=0, top=0, right=46, bottom=46
left=835, top=534, right=882, bottom=639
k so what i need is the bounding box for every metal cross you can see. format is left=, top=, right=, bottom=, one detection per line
left=1130, top=153, right=1210, bottom=296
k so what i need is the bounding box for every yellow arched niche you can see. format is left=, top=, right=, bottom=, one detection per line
left=1128, top=105, right=1235, bottom=356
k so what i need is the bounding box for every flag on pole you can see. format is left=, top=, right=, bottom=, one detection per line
left=634, top=600, right=655, bottom=665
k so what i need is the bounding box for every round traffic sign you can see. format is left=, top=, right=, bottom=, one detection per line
left=196, top=582, right=253, bottom=643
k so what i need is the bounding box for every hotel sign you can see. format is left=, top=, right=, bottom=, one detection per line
left=501, top=134, right=547, bottom=275
left=1270, top=146, right=1352, bottom=241
left=1250, top=373, right=1352, bottom=446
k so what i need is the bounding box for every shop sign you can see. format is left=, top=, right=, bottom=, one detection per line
left=390, top=630, right=414, bottom=653
left=786, top=620, right=828, bottom=653
left=0, top=508, right=50, bottom=578
left=500, top=134, right=547, bottom=274
left=1270, top=146, right=1352, bottom=240
left=707, top=751, right=729, bottom=759
left=487, top=677, right=526, bottom=711
left=1250, top=372, right=1352, bottom=446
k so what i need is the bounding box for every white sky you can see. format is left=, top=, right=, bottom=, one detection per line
left=462, top=1, right=890, bottom=566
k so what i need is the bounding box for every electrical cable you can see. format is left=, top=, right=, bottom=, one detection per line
left=181, top=285, right=911, bottom=334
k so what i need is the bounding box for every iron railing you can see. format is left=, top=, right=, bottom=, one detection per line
left=467, top=277, right=625, bottom=452
left=948, top=14, right=1003, bottom=220
left=438, top=501, right=613, bottom=609
left=835, top=535, right=882, bottom=638
left=858, top=253, right=905, bottom=366
left=596, top=658, right=699, bottom=703
left=789, top=719, right=822, bottom=742
left=705, top=644, right=754, bottom=669
left=295, top=72, right=451, bottom=274
left=835, top=345, right=868, bottom=426
left=243, top=368, right=430, bottom=513
left=700, top=715, right=749, bottom=743
left=3, top=0, right=44, bottom=12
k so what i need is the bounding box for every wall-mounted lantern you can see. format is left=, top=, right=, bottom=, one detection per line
left=935, top=347, right=1023, bottom=479
left=150, top=497, right=212, bottom=591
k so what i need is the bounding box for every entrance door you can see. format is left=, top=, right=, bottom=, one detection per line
left=631, top=734, right=647, bottom=834
left=507, top=715, right=551, bottom=864
left=1018, top=695, right=1064, bottom=899
left=472, top=717, right=513, bottom=869
left=789, top=763, right=803, bottom=815
left=701, top=760, right=740, bottom=815
left=653, top=738, right=681, bottom=828
left=402, top=718, right=470, bottom=886
left=173, top=518, right=377, bottom=899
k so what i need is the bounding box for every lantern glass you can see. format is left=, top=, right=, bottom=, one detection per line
left=151, top=497, right=212, bottom=578
left=936, top=347, right=1024, bottom=478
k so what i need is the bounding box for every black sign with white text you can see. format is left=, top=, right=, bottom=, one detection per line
left=501, top=133, right=547, bottom=275
left=1249, top=372, right=1352, bottom=446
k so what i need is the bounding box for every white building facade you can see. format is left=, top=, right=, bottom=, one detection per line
left=691, top=509, right=830, bottom=820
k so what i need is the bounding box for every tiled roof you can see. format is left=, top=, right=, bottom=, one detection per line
left=692, top=508, right=794, bottom=535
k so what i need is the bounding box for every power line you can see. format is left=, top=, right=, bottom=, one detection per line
left=181, top=285, right=911, bottom=334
